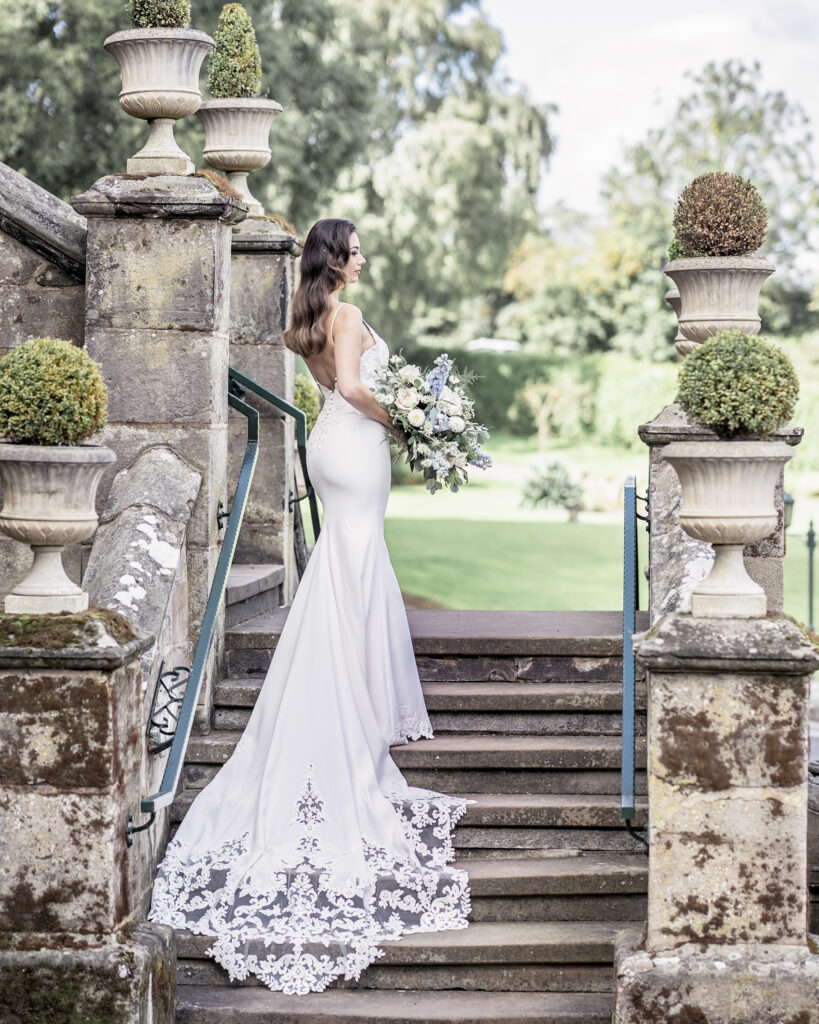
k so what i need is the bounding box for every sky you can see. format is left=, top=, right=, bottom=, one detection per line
left=481, top=0, right=819, bottom=217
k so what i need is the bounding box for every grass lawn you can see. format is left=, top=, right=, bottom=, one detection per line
left=385, top=518, right=649, bottom=611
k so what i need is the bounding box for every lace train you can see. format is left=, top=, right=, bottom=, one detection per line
left=149, top=769, right=470, bottom=994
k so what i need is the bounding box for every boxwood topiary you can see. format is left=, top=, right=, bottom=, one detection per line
left=130, top=0, right=191, bottom=28
left=670, top=172, right=767, bottom=258
left=676, top=330, right=798, bottom=438
left=0, top=338, right=107, bottom=445
left=207, top=4, right=262, bottom=98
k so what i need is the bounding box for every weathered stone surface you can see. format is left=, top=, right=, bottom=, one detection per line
left=640, top=404, right=802, bottom=622
left=0, top=535, right=31, bottom=602
left=86, top=325, right=229, bottom=426
left=0, top=159, right=86, bottom=278
left=229, top=225, right=296, bottom=588
left=633, top=613, right=816, bottom=965
left=0, top=923, right=175, bottom=1024
left=84, top=447, right=201, bottom=691
left=0, top=657, right=144, bottom=933
left=614, top=935, right=819, bottom=1024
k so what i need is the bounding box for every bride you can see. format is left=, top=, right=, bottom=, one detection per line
left=148, top=218, right=471, bottom=995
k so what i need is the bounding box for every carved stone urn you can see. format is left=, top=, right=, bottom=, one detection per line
left=664, top=440, right=792, bottom=618
left=664, top=256, right=775, bottom=352
left=104, top=28, right=214, bottom=174
left=196, top=98, right=282, bottom=216
left=664, top=286, right=691, bottom=358
left=0, top=444, right=117, bottom=613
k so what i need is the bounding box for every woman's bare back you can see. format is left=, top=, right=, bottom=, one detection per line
left=304, top=303, right=376, bottom=393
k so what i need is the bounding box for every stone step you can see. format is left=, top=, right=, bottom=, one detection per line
left=182, top=762, right=647, bottom=797
left=224, top=609, right=646, bottom=681
left=177, top=920, right=624, bottom=966
left=211, top=679, right=647, bottom=735
left=171, top=787, right=647, bottom=851
left=177, top=987, right=613, bottom=1023
left=226, top=564, right=285, bottom=628
left=184, top=732, right=642, bottom=772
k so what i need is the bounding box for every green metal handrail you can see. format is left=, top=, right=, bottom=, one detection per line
left=228, top=366, right=321, bottom=541
left=126, top=388, right=259, bottom=844
left=621, top=475, right=648, bottom=851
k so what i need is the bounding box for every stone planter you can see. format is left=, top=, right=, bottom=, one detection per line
left=104, top=28, right=214, bottom=175
left=196, top=98, right=283, bottom=216
left=664, top=439, right=792, bottom=617
left=664, top=286, right=691, bottom=358
left=664, top=256, right=775, bottom=348
left=0, top=444, right=117, bottom=613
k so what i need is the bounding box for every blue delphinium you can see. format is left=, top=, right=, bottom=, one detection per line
left=468, top=447, right=492, bottom=469
left=425, top=354, right=453, bottom=398
left=432, top=411, right=450, bottom=434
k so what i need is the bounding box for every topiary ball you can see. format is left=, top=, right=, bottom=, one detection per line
left=130, top=0, right=191, bottom=29
left=676, top=330, right=798, bottom=438
left=207, top=4, right=262, bottom=99
left=293, top=373, right=320, bottom=434
left=672, top=172, right=767, bottom=258
left=0, top=338, right=108, bottom=445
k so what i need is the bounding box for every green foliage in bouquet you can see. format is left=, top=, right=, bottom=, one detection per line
left=0, top=338, right=107, bottom=445
left=670, top=172, right=767, bottom=258
left=676, top=330, right=798, bottom=438
left=294, top=372, right=320, bottom=434
left=130, top=0, right=191, bottom=29
left=522, top=461, right=583, bottom=520
left=208, top=4, right=262, bottom=99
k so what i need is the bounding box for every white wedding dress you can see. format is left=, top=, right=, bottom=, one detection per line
left=148, top=318, right=471, bottom=994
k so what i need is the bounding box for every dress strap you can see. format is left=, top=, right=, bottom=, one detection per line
left=328, top=304, right=343, bottom=342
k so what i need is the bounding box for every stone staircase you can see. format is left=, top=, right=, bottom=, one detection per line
left=170, top=607, right=649, bottom=1023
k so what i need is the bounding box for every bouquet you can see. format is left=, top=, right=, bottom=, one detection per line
left=373, top=352, right=492, bottom=493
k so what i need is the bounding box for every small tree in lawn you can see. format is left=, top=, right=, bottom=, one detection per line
left=522, top=461, right=584, bottom=523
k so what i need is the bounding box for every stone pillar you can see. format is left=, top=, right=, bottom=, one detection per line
left=0, top=616, right=175, bottom=1023
left=72, top=174, right=245, bottom=724
left=229, top=219, right=300, bottom=600
left=639, top=404, right=803, bottom=622
left=614, top=613, right=819, bottom=1024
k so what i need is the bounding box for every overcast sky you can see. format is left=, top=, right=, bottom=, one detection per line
left=481, top=0, right=819, bottom=216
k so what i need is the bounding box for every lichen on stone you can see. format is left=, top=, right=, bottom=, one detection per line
left=0, top=609, right=135, bottom=650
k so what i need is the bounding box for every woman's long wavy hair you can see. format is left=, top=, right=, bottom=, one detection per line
left=283, top=218, right=356, bottom=358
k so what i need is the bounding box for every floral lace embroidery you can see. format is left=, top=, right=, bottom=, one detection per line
left=390, top=704, right=433, bottom=744
left=307, top=338, right=389, bottom=461
left=148, top=766, right=470, bottom=995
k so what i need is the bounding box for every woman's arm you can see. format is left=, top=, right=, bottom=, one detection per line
left=333, top=304, right=393, bottom=428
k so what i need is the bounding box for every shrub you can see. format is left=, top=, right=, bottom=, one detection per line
left=293, top=373, right=320, bottom=434
left=0, top=338, right=107, bottom=445
left=130, top=0, right=191, bottom=29
left=522, top=461, right=583, bottom=521
left=676, top=330, right=798, bottom=438
left=671, top=172, right=767, bottom=258
left=207, top=4, right=261, bottom=99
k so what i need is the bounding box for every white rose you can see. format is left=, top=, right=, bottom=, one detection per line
left=449, top=415, right=465, bottom=433
left=398, top=364, right=421, bottom=381
left=407, top=408, right=425, bottom=428
left=395, top=387, right=420, bottom=410
left=438, top=384, right=463, bottom=416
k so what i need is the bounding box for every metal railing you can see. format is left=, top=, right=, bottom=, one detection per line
left=621, top=475, right=649, bottom=850
left=127, top=369, right=322, bottom=844
left=126, top=385, right=259, bottom=845
left=228, top=366, right=321, bottom=543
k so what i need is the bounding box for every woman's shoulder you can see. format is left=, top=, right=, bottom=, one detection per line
left=334, top=301, right=363, bottom=322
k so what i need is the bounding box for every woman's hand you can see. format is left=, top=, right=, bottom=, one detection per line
left=388, top=423, right=409, bottom=454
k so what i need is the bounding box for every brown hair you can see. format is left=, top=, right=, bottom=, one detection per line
left=283, top=218, right=356, bottom=358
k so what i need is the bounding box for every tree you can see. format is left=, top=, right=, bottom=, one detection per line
left=603, top=59, right=819, bottom=276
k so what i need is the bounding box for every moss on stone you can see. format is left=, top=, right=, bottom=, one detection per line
left=0, top=609, right=135, bottom=649
left=192, top=168, right=243, bottom=200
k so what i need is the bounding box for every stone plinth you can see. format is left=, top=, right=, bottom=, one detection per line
left=0, top=617, right=174, bottom=1023
left=614, top=613, right=819, bottom=1023
left=639, top=404, right=803, bottom=623
left=72, top=174, right=246, bottom=724
left=229, top=218, right=299, bottom=600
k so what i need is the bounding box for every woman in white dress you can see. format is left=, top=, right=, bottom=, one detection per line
left=149, top=218, right=471, bottom=995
